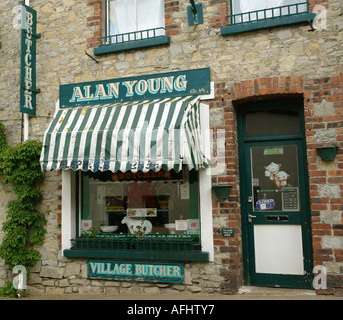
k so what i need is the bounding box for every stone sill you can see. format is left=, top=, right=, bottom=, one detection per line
left=221, top=12, right=316, bottom=36
left=94, top=36, right=170, bottom=55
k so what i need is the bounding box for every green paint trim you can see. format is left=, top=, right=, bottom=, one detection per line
left=221, top=12, right=315, bottom=36
left=237, top=98, right=313, bottom=288
left=94, top=36, right=170, bottom=55
left=63, top=248, right=209, bottom=261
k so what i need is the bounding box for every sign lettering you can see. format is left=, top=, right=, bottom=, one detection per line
left=20, top=4, right=38, bottom=115
left=87, top=260, right=184, bottom=283
left=60, top=68, right=210, bottom=108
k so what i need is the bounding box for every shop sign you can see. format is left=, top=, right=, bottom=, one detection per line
left=87, top=260, right=184, bottom=283
left=221, top=228, right=235, bottom=238
left=20, top=4, right=39, bottom=115
left=60, top=68, right=210, bottom=108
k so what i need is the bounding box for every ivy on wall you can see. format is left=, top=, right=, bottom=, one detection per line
left=0, top=121, right=46, bottom=271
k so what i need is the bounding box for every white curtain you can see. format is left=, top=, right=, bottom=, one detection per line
left=109, top=0, right=135, bottom=36
left=238, top=0, right=284, bottom=22
left=240, top=0, right=283, bottom=12
left=137, top=0, right=164, bottom=36
left=239, top=0, right=266, bottom=13
left=109, top=0, right=164, bottom=42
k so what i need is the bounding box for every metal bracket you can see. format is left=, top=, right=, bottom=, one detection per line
left=24, top=30, right=41, bottom=38
left=23, top=86, right=40, bottom=94
left=85, top=50, right=100, bottom=63
left=308, top=19, right=315, bottom=32
left=188, top=2, right=203, bottom=26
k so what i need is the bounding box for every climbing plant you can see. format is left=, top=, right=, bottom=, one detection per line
left=0, top=121, right=46, bottom=271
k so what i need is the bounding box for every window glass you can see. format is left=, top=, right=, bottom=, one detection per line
left=81, top=169, right=200, bottom=237
left=251, top=145, right=300, bottom=212
left=246, top=108, right=300, bottom=136
left=231, top=0, right=308, bottom=23
left=108, top=0, right=165, bottom=42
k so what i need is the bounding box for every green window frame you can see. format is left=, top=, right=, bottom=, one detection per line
left=63, top=169, right=209, bottom=261
left=221, top=1, right=316, bottom=36
left=94, top=0, right=170, bottom=55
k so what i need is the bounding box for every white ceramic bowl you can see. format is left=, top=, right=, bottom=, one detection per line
left=100, top=226, right=118, bottom=233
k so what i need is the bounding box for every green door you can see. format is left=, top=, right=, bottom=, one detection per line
left=238, top=98, right=313, bottom=289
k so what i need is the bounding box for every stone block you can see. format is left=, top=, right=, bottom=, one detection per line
left=40, top=266, right=64, bottom=279
left=65, top=262, right=81, bottom=278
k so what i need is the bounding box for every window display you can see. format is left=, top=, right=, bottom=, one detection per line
left=80, top=169, right=199, bottom=239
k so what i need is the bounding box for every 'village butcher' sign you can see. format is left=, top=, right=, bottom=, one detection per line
left=87, top=260, right=184, bottom=283
left=59, top=68, right=210, bottom=108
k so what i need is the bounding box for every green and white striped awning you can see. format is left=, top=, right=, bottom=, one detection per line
left=40, top=96, right=210, bottom=173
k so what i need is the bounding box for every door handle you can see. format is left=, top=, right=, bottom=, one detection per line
left=248, top=213, right=257, bottom=224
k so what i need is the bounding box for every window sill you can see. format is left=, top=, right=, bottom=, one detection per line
left=63, top=248, right=209, bottom=261
left=93, top=35, right=170, bottom=55
left=220, top=12, right=315, bottom=36
left=63, top=236, right=209, bottom=261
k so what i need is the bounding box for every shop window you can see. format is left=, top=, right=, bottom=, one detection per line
left=94, top=0, right=170, bottom=55
left=221, top=0, right=315, bottom=36
left=63, top=167, right=212, bottom=261
left=80, top=168, right=199, bottom=238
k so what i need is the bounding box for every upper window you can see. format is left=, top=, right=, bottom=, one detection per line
left=107, top=0, right=165, bottom=43
left=231, top=0, right=308, bottom=23
left=94, top=0, right=170, bottom=55
left=221, top=0, right=315, bottom=36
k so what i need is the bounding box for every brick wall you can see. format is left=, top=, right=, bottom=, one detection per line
left=87, top=0, right=103, bottom=48
left=209, top=0, right=228, bottom=29
left=209, top=82, right=241, bottom=294
left=164, top=0, right=181, bottom=36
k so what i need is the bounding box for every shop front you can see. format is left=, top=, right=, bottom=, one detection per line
left=40, top=68, right=214, bottom=283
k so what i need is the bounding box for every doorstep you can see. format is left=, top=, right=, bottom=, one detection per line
left=239, top=286, right=316, bottom=297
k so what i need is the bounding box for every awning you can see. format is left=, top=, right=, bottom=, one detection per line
left=40, top=96, right=210, bottom=173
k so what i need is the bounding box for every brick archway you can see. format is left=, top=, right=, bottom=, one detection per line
left=230, top=76, right=305, bottom=101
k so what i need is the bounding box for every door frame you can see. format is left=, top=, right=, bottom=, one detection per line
left=237, top=97, right=313, bottom=289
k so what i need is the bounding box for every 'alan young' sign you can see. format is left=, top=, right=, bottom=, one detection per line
left=59, top=68, right=210, bottom=108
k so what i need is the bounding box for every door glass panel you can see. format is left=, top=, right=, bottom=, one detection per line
left=246, top=108, right=300, bottom=136
left=251, top=145, right=299, bottom=212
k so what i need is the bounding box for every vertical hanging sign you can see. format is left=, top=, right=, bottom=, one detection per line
left=20, top=4, right=39, bottom=116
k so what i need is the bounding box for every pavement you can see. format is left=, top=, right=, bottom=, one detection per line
left=2, top=287, right=339, bottom=319
left=11, top=286, right=343, bottom=300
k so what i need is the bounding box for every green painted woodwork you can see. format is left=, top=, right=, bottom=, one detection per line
left=237, top=98, right=313, bottom=289
left=221, top=12, right=315, bottom=36
left=94, top=35, right=170, bottom=55
left=221, top=2, right=315, bottom=36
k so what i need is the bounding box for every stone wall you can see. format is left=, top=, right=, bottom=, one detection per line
left=0, top=0, right=342, bottom=296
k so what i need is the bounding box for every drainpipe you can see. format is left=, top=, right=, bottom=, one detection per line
left=23, top=0, right=29, bottom=141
